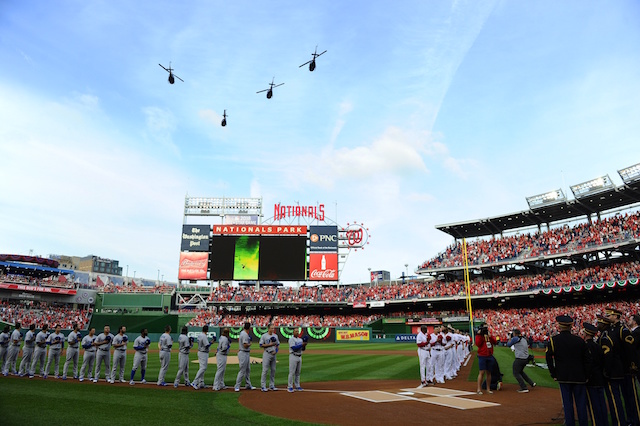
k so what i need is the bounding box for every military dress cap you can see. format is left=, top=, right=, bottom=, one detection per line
left=605, top=307, right=622, bottom=316
left=556, top=315, right=573, bottom=326
left=583, top=322, right=598, bottom=335
left=596, top=315, right=611, bottom=325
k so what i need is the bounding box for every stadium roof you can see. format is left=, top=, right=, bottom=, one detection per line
left=0, top=260, right=75, bottom=275
left=436, top=175, right=640, bottom=239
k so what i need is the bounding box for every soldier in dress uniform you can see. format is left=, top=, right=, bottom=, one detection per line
left=582, top=322, right=608, bottom=426
left=606, top=307, right=640, bottom=426
left=546, top=315, right=589, bottom=426
left=597, top=314, right=626, bottom=426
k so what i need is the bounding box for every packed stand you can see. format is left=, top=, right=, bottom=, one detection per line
left=420, top=211, right=640, bottom=270
left=0, top=300, right=92, bottom=329
left=0, top=273, right=75, bottom=289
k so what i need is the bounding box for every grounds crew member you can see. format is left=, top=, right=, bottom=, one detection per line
left=78, top=327, right=96, bottom=382
left=506, top=329, right=536, bottom=393
left=94, top=325, right=114, bottom=383
left=62, top=322, right=81, bottom=380
left=130, top=328, right=151, bottom=385
left=174, top=326, right=192, bottom=388
left=259, top=324, right=279, bottom=391
left=192, top=325, right=215, bottom=390
left=213, top=327, right=231, bottom=391
left=235, top=322, right=256, bottom=392
left=287, top=327, right=308, bottom=392
left=18, top=324, right=36, bottom=377
left=3, top=322, right=23, bottom=376
left=582, top=322, right=608, bottom=426
left=111, top=326, right=128, bottom=383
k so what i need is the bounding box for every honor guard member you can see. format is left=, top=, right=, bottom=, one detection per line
left=3, top=322, right=23, bottom=376
left=173, top=326, right=192, bottom=388
left=18, top=324, right=36, bottom=376
left=546, top=315, right=589, bottom=426
left=192, top=325, right=215, bottom=390
left=234, top=322, right=256, bottom=392
left=94, top=325, right=114, bottom=383
left=0, top=326, right=10, bottom=374
left=78, top=327, right=96, bottom=382
left=259, top=324, right=279, bottom=391
left=157, top=325, right=173, bottom=386
left=111, top=326, right=128, bottom=383
left=287, top=327, right=308, bottom=392
left=43, top=324, right=64, bottom=379
left=582, top=322, right=608, bottom=426
left=598, top=314, right=629, bottom=426
left=605, top=307, right=640, bottom=426
left=630, top=314, right=640, bottom=361
left=130, top=328, right=151, bottom=385
left=62, top=322, right=81, bottom=380
left=213, top=327, right=231, bottom=391
left=416, top=325, right=431, bottom=388
left=29, top=324, right=49, bottom=378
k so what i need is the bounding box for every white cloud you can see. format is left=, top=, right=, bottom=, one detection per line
left=142, top=106, right=179, bottom=156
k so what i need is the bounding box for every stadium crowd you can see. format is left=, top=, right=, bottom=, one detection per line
left=0, top=273, right=75, bottom=289
left=420, top=210, right=640, bottom=270
left=186, top=312, right=381, bottom=328
left=201, top=261, right=640, bottom=303
left=0, top=300, right=92, bottom=329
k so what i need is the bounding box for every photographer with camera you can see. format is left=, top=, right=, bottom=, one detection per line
left=506, top=329, right=536, bottom=393
left=475, top=325, right=497, bottom=395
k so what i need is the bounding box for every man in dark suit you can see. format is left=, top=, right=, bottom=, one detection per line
left=546, top=315, right=590, bottom=426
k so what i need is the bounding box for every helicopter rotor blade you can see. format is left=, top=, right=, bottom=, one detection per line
left=173, top=74, right=184, bottom=82
left=159, top=64, right=170, bottom=73
left=316, top=50, right=327, bottom=57
left=256, top=88, right=269, bottom=94
left=273, top=83, right=284, bottom=88
left=299, top=60, right=312, bottom=68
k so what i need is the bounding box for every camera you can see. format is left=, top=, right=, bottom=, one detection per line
left=478, top=326, right=488, bottom=335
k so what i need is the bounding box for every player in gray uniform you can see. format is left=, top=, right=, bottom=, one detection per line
left=30, top=324, right=49, bottom=378
left=111, top=326, right=128, bottom=383
left=157, top=325, right=173, bottom=386
left=173, top=326, right=192, bottom=388
left=62, top=322, right=81, bottom=380
left=287, top=327, right=308, bottom=392
left=18, top=324, right=36, bottom=377
left=234, top=322, right=256, bottom=392
left=78, top=327, right=96, bottom=381
left=259, top=324, right=280, bottom=391
left=0, top=326, right=10, bottom=374
left=192, top=325, right=215, bottom=390
left=44, top=324, right=64, bottom=379
left=3, top=322, right=22, bottom=375
left=213, top=327, right=231, bottom=391
left=94, top=325, right=114, bottom=383
left=130, top=328, right=151, bottom=385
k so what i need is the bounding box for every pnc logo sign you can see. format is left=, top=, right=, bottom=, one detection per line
left=310, top=234, right=319, bottom=243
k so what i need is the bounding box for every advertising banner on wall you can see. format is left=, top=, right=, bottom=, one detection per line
left=178, top=252, right=208, bottom=280
left=181, top=225, right=210, bottom=251
left=336, top=329, right=371, bottom=341
left=308, top=253, right=338, bottom=281
left=309, top=226, right=338, bottom=252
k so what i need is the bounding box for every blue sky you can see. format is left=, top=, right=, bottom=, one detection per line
left=1, top=1, right=639, bottom=285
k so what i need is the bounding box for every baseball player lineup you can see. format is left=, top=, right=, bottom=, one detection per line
left=416, top=325, right=472, bottom=388
left=1, top=321, right=310, bottom=393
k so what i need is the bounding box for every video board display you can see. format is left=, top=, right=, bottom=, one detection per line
left=210, top=235, right=307, bottom=281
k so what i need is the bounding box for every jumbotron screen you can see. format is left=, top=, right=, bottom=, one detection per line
left=210, top=235, right=307, bottom=281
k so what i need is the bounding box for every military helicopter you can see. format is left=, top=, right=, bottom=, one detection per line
left=299, top=46, right=327, bottom=72
left=158, top=62, right=184, bottom=84
left=256, top=77, right=284, bottom=99
left=221, top=110, right=228, bottom=127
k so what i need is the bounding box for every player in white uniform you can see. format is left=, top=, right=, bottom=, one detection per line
left=0, top=326, right=10, bottom=374
left=129, top=328, right=151, bottom=385
left=43, top=324, right=64, bottom=379
left=3, top=322, right=23, bottom=376
left=29, top=324, right=49, bottom=378
left=111, top=326, right=128, bottom=383
left=259, top=324, right=279, bottom=391
left=192, top=325, right=215, bottom=390
left=287, top=327, right=308, bottom=392
left=444, top=326, right=456, bottom=380
left=157, top=325, right=173, bottom=386
left=62, top=322, right=81, bottom=380
left=213, top=327, right=231, bottom=391
left=173, top=326, right=192, bottom=388
left=94, top=325, right=114, bottom=383
left=430, top=326, right=446, bottom=384
left=78, top=327, right=96, bottom=381
left=234, top=322, right=256, bottom=391
left=416, top=325, right=431, bottom=387
left=18, top=324, right=36, bottom=377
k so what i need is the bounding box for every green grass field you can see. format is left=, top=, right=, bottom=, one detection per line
left=0, top=344, right=555, bottom=425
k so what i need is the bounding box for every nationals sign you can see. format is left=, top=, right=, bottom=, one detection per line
left=178, top=252, right=208, bottom=280
left=308, top=253, right=338, bottom=281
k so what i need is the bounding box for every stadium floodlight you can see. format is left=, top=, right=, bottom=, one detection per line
left=570, top=175, right=614, bottom=199
left=526, top=189, right=566, bottom=209
left=618, top=163, right=640, bottom=184
left=184, top=196, right=262, bottom=217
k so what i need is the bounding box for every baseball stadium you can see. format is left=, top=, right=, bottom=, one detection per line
left=1, top=164, right=640, bottom=425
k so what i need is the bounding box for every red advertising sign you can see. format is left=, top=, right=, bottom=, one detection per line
left=308, top=253, right=338, bottom=281
left=178, top=252, right=208, bottom=280
left=0, top=283, right=76, bottom=295
left=212, top=225, right=307, bottom=235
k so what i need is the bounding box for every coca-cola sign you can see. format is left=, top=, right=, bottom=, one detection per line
left=308, top=253, right=338, bottom=281
left=178, top=252, right=208, bottom=280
